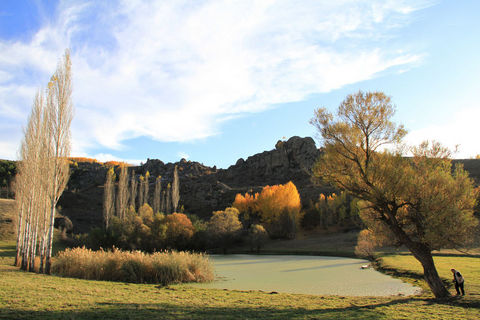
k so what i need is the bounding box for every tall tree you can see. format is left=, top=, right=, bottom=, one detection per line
left=171, top=166, right=180, bottom=212
left=153, top=176, right=162, bottom=214
left=44, top=50, right=73, bottom=275
left=138, top=175, right=145, bottom=209
left=103, top=167, right=115, bottom=229
left=144, top=171, right=150, bottom=206
left=165, top=184, right=172, bottom=214
left=116, top=164, right=129, bottom=220
left=129, top=174, right=138, bottom=212
left=311, top=91, right=478, bottom=298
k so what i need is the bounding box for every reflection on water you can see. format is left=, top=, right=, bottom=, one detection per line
left=188, top=254, right=421, bottom=297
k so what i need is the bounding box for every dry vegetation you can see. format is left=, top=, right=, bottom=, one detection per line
left=52, top=246, right=213, bottom=285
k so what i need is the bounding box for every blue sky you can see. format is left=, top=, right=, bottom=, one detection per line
left=1, top=0, right=479, bottom=168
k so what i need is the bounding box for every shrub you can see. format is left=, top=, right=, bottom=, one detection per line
left=52, top=247, right=213, bottom=285
left=165, top=213, right=195, bottom=249
left=247, top=224, right=268, bottom=252
left=207, top=207, right=242, bottom=253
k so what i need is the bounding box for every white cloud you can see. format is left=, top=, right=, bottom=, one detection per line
left=0, top=0, right=430, bottom=158
left=406, top=107, right=480, bottom=159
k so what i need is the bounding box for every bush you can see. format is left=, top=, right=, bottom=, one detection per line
left=52, top=247, right=213, bottom=285
left=247, top=224, right=268, bottom=252
left=164, top=213, right=195, bottom=249
left=207, top=207, right=242, bottom=253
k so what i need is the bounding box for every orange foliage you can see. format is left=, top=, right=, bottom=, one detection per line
left=233, top=181, right=301, bottom=225
left=164, top=213, right=195, bottom=242
left=104, top=161, right=125, bottom=167
left=232, top=192, right=258, bottom=215
left=68, top=157, right=131, bottom=167
left=69, top=157, right=100, bottom=163
left=256, top=181, right=301, bottom=224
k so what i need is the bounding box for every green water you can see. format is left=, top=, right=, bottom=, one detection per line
left=188, top=254, right=421, bottom=296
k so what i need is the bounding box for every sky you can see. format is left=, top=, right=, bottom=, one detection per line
left=0, top=0, right=479, bottom=168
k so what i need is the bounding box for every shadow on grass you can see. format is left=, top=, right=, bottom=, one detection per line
left=1, top=296, right=478, bottom=320
left=0, top=302, right=387, bottom=320
left=0, top=243, right=15, bottom=257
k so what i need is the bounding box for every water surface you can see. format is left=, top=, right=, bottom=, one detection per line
left=188, top=254, right=421, bottom=296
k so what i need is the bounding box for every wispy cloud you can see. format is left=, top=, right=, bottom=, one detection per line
left=0, top=0, right=430, bottom=159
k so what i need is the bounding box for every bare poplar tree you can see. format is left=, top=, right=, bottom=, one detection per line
left=15, top=90, right=50, bottom=272
left=116, top=164, right=129, bottom=220
left=153, top=176, right=162, bottom=214
left=44, top=50, right=73, bottom=275
left=171, top=165, right=180, bottom=212
left=165, top=183, right=172, bottom=214
left=103, top=167, right=115, bottom=229
left=138, top=175, right=145, bottom=209
left=160, top=190, right=166, bottom=213
left=129, top=174, right=137, bottom=213
left=144, top=171, right=150, bottom=206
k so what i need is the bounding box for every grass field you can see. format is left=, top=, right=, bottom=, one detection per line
left=2, top=198, right=480, bottom=319
left=1, top=240, right=480, bottom=319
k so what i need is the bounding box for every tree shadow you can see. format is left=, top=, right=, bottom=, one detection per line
left=1, top=295, right=478, bottom=320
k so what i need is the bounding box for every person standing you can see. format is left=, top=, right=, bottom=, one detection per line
left=451, top=268, right=465, bottom=296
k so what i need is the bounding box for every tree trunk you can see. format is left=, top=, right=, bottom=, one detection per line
left=385, top=213, right=450, bottom=299
left=45, top=198, right=57, bottom=275
left=412, top=248, right=450, bottom=298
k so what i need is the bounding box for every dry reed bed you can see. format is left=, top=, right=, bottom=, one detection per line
left=52, top=247, right=213, bottom=285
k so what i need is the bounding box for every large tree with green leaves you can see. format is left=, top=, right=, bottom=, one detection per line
left=311, top=91, right=478, bottom=298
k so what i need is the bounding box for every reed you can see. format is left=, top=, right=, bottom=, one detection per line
left=52, top=247, right=213, bottom=285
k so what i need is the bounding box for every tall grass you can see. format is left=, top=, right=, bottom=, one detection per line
left=52, top=247, right=213, bottom=285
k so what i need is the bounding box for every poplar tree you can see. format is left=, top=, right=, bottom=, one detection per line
left=116, top=164, right=129, bottom=220
left=166, top=183, right=172, bottom=214
left=44, top=50, right=73, bottom=275
left=153, top=176, right=162, bottom=214
left=138, top=175, right=145, bottom=209
left=171, top=166, right=180, bottom=212
left=144, top=171, right=150, bottom=206
left=103, top=167, right=115, bottom=229
left=129, top=174, right=137, bottom=212
left=14, top=50, right=73, bottom=275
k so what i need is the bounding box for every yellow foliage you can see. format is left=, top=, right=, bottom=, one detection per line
left=256, top=181, right=301, bottom=224
left=69, top=157, right=100, bottom=164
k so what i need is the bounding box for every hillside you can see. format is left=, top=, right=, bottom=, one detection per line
left=2, top=136, right=480, bottom=233
left=57, top=136, right=333, bottom=232
left=0, top=199, right=15, bottom=240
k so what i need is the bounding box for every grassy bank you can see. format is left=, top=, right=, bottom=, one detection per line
left=1, top=240, right=480, bottom=319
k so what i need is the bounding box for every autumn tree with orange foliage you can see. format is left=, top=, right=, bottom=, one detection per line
left=232, top=192, right=259, bottom=225
left=233, top=182, right=302, bottom=239
left=164, top=213, right=195, bottom=249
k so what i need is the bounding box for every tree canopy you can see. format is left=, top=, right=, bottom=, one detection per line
left=311, top=91, right=478, bottom=298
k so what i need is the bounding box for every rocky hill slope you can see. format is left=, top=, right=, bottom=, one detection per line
left=59, top=136, right=333, bottom=232
left=3, top=136, right=480, bottom=233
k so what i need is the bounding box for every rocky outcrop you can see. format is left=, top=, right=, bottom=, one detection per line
left=54, top=136, right=480, bottom=233
left=59, top=136, right=328, bottom=232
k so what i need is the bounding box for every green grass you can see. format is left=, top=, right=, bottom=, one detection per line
left=1, top=240, right=480, bottom=319
left=0, top=199, right=16, bottom=240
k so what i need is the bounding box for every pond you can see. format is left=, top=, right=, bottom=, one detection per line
left=187, top=254, right=421, bottom=296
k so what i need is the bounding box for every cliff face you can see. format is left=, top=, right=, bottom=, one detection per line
left=60, top=136, right=330, bottom=232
